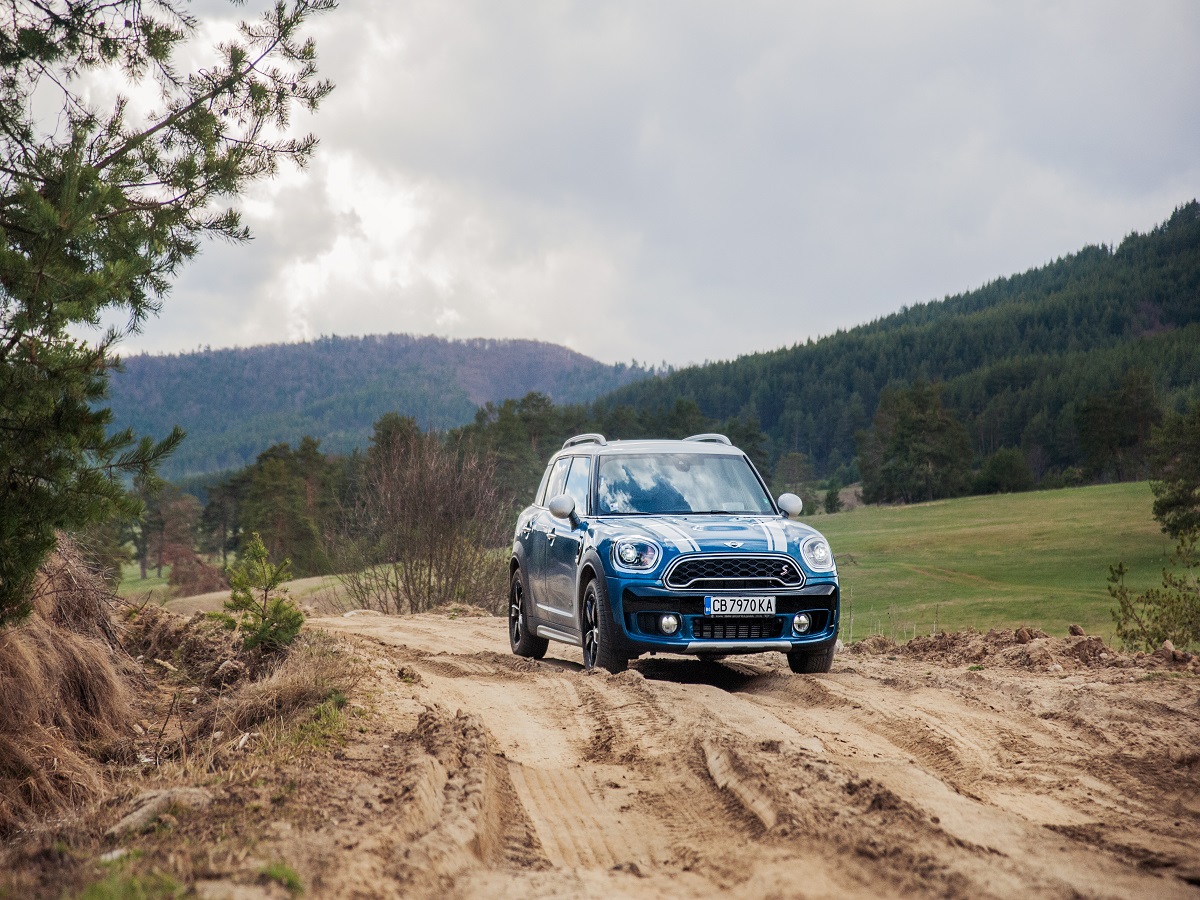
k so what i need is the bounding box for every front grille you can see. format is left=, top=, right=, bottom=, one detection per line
left=693, top=617, right=784, bottom=640
left=665, top=555, right=804, bottom=590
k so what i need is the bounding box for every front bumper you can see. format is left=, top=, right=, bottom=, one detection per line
left=609, top=575, right=840, bottom=656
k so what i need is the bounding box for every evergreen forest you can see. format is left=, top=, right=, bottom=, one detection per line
left=593, top=201, right=1200, bottom=486
left=106, top=334, right=653, bottom=479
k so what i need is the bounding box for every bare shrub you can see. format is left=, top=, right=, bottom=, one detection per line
left=337, top=430, right=509, bottom=614
left=0, top=536, right=134, bottom=835
left=167, top=551, right=228, bottom=597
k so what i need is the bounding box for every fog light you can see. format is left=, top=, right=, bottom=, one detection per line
left=792, top=613, right=812, bottom=634
left=660, top=613, right=680, bottom=635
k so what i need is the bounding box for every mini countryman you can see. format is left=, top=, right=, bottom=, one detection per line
left=508, top=434, right=839, bottom=673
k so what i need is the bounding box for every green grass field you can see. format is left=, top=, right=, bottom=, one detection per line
left=116, top=562, right=172, bottom=604
left=816, top=482, right=1175, bottom=642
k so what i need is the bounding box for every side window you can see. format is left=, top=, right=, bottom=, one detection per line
left=564, top=456, right=592, bottom=516
left=541, top=457, right=571, bottom=506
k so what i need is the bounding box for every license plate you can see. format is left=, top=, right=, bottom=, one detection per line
left=704, top=595, right=776, bottom=616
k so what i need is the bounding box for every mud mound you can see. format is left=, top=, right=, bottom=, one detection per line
left=859, top=628, right=1200, bottom=673
left=123, top=604, right=246, bottom=686
left=0, top=537, right=134, bottom=836
left=848, top=633, right=900, bottom=655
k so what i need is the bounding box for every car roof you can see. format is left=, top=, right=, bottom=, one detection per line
left=554, top=437, right=745, bottom=458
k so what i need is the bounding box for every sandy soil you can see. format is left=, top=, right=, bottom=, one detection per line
left=205, top=612, right=1200, bottom=900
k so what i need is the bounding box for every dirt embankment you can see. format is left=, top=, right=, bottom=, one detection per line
left=260, top=614, right=1199, bottom=899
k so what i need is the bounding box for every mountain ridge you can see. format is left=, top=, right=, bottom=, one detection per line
left=107, top=333, right=650, bottom=478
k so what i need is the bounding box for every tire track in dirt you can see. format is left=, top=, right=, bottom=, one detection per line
left=310, top=614, right=1200, bottom=899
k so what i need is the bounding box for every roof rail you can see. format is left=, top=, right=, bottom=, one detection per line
left=683, top=433, right=733, bottom=446
left=562, top=433, right=608, bottom=449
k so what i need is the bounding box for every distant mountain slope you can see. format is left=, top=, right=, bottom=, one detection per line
left=595, top=202, right=1200, bottom=476
left=108, top=335, right=648, bottom=477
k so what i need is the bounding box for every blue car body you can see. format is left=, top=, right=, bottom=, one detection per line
left=508, top=434, right=840, bottom=673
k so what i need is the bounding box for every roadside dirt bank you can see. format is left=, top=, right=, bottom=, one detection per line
left=284, top=613, right=1200, bottom=899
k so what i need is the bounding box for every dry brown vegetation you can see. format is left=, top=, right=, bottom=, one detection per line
left=0, top=540, right=363, bottom=898
left=0, top=538, right=134, bottom=835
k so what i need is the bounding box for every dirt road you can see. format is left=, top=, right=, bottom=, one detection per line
left=285, top=613, right=1200, bottom=898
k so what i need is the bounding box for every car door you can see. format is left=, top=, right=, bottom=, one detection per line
left=543, top=455, right=591, bottom=621
left=529, top=456, right=571, bottom=614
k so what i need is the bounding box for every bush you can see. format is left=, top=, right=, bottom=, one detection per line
left=216, top=534, right=304, bottom=652
left=337, top=426, right=509, bottom=614
left=973, top=448, right=1035, bottom=495
left=1109, top=529, right=1200, bottom=652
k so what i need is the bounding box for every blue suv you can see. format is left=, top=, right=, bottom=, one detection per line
left=508, top=433, right=840, bottom=674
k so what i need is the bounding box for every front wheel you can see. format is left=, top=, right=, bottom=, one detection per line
left=786, top=645, right=834, bottom=674
left=581, top=578, right=628, bottom=673
left=509, top=568, right=548, bottom=659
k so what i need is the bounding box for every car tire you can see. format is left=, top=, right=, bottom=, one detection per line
left=509, top=568, right=548, bottom=659
left=786, top=645, right=834, bottom=674
left=581, top=577, right=628, bottom=673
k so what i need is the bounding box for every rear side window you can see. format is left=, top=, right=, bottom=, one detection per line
left=540, top=457, right=571, bottom=506
left=564, top=456, right=592, bottom=515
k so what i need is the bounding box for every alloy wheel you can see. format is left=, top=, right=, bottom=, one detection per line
left=583, top=586, right=599, bottom=669
left=509, top=579, right=524, bottom=646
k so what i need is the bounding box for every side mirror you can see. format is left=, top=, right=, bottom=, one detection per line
left=548, top=494, right=578, bottom=525
left=777, top=493, right=803, bottom=518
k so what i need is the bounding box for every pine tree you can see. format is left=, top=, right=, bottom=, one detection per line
left=0, top=0, right=335, bottom=623
left=219, top=532, right=304, bottom=652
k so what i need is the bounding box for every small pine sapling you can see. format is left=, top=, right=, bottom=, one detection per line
left=1109, top=529, right=1200, bottom=652
left=218, top=533, right=305, bottom=651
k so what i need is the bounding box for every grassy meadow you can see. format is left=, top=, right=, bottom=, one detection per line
left=816, top=482, right=1174, bottom=643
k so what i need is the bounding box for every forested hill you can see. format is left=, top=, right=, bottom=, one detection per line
left=107, top=335, right=649, bottom=478
left=592, top=201, right=1200, bottom=478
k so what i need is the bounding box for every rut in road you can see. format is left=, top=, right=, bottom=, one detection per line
left=311, top=614, right=1200, bottom=899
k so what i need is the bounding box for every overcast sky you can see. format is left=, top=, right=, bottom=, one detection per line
left=117, top=0, right=1200, bottom=367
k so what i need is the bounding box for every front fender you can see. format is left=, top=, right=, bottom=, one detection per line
left=575, top=547, right=608, bottom=628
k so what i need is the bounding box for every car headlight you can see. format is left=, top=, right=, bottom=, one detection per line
left=801, top=536, right=835, bottom=571
left=611, top=537, right=661, bottom=571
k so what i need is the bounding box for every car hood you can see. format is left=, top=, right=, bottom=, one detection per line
left=597, top=514, right=820, bottom=556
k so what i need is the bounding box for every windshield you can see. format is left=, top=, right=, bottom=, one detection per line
left=596, top=453, right=774, bottom=515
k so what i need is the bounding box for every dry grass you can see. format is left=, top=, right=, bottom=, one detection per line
left=0, top=536, right=134, bottom=836
left=195, top=630, right=363, bottom=738
left=0, top=543, right=367, bottom=899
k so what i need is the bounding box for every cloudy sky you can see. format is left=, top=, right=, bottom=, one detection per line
left=119, top=0, right=1200, bottom=366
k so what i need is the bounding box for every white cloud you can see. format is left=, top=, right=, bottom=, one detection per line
left=118, top=0, right=1200, bottom=365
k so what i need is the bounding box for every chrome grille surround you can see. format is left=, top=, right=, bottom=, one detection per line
left=663, top=553, right=806, bottom=592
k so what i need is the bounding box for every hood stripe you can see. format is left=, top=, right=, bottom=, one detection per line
left=764, top=520, right=789, bottom=553
left=643, top=520, right=699, bottom=553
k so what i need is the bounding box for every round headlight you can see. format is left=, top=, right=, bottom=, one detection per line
left=611, top=537, right=661, bottom=571
left=801, top=536, right=835, bottom=571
